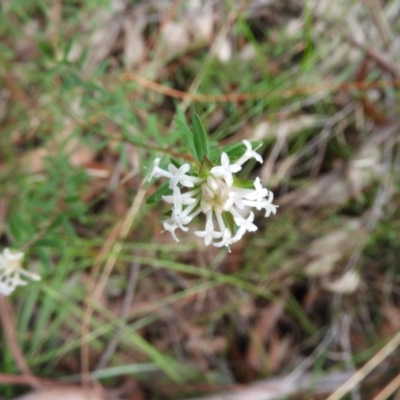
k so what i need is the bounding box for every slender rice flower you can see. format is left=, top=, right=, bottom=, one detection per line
left=148, top=140, right=278, bottom=251
left=0, top=248, right=40, bottom=296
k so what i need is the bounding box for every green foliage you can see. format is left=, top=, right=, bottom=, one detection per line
left=222, top=211, right=235, bottom=233
left=192, top=113, right=209, bottom=162
left=146, top=181, right=171, bottom=205
left=175, top=110, right=197, bottom=160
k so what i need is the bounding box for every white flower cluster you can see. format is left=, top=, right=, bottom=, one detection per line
left=149, top=140, right=277, bottom=251
left=0, top=248, right=41, bottom=296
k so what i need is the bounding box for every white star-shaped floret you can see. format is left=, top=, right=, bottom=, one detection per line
left=261, top=192, right=278, bottom=217
left=168, top=163, right=195, bottom=188
left=244, top=177, right=270, bottom=210
left=148, top=158, right=172, bottom=181
left=235, top=140, right=263, bottom=166
left=162, top=187, right=197, bottom=215
left=233, top=212, right=257, bottom=242
left=210, top=153, right=241, bottom=187
left=195, top=219, right=222, bottom=246
left=224, top=191, right=245, bottom=211
left=243, top=140, right=263, bottom=163
left=162, top=221, right=181, bottom=242
left=213, top=228, right=235, bottom=252
left=163, top=210, right=191, bottom=242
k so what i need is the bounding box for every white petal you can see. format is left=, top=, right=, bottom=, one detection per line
left=210, top=166, right=225, bottom=177
left=221, top=153, right=230, bottom=166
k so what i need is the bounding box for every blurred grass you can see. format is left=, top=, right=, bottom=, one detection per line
left=1, top=0, right=400, bottom=399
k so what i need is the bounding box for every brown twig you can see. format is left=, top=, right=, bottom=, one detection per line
left=371, top=371, right=400, bottom=400
left=0, top=297, right=41, bottom=388
left=346, top=35, right=398, bottom=77
left=124, top=72, right=400, bottom=103
left=0, top=373, right=58, bottom=387
left=326, top=330, right=400, bottom=400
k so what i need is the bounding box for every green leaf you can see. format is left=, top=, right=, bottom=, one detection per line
left=8, top=213, right=35, bottom=243
left=146, top=181, right=172, bottom=205
left=36, top=247, right=52, bottom=272
left=209, top=147, right=222, bottom=165
left=192, top=113, right=209, bottom=162
left=35, top=237, right=63, bottom=249
left=222, top=211, right=235, bottom=233
left=120, top=128, right=145, bottom=147
left=175, top=109, right=197, bottom=160
left=62, top=71, right=83, bottom=90
left=233, top=176, right=256, bottom=189
left=169, top=158, right=181, bottom=168
left=198, top=155, right=214, bottom=178
left=38, top=40, right=54, bottom=59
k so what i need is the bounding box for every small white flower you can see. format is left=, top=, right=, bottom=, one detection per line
left=240, top=179, right=277, bottom=216
left=233, top=211, right=258, bottom=241
left=210, top=153, right=241, bottom=187
left=163, top=210, right=191, bottom=242
left=224, top=191, right=245, bottom=211
left=212, top=212, right=236, bottom=251
left=248, top=177, right=269, bottom=199
left=261, top=192, right=278, bottom=217
left=148, top=158, right=172, bottom=181
left=194, top=212, right=222, bottom=246
left=235, top=140, right=263, bottom=166
left=162, top=200, right=201, bottom=241
left=162, top=187, right=198, bottom=214
left=168, top=163, right=197, bottom=188
left=0, top=248, right=40, bottom=296
left=213, top=228, right=235, bottom=252
left=243, top=177, right=270, bottom=210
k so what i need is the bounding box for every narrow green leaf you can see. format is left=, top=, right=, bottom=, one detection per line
left=146, top=181, right=172, bottom=205
left=175, top=109, right=197, bottom=159
left=36, top=247, right=52, bottom=272
left=222, top=211, right=235, bottom=233
left=8, top=213, right=35, bottom=243
left=233, top=176, right=255, bottom=189
left=192, top=113, right=209, bottom=162
left=35, top=237, right=63, bottom=249
left=18, top=285, right=40, bottom=342
left=209, top=147, right=222, bottom=165
left=169, top=158, right=181, bottom=168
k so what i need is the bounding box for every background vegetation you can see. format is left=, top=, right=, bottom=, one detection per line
left=1, top=0, right=400, bottom=399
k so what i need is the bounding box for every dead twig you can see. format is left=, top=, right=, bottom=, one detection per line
left=0, top=297, right=41, bottom=388
left=371, top=371, right=400, bottom=400
left=124, top=72, right=400, bottom=103
left=326, top=330, right=400, bottom=400
left=0, top=373, right=56, bottom=387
